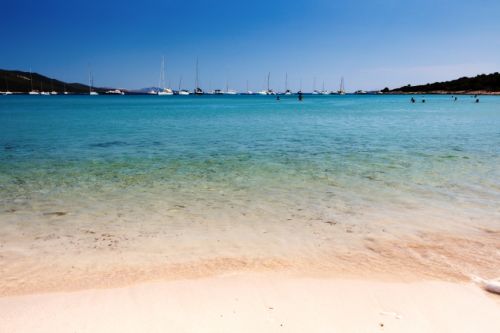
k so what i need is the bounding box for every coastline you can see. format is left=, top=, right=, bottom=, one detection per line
left=2, top=227, right=500, bottom=297
left=2, top=274, right=500, bottom=333
left=387, top=90, right=500, bottom=95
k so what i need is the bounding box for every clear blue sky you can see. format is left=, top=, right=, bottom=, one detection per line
left=2, top=0, right=499, bottom=91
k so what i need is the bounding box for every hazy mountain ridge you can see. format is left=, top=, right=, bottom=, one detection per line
left=0, top=69, right=110, bottom=93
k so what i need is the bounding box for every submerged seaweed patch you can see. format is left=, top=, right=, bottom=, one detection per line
left=90, top=141, right=129, bottom=148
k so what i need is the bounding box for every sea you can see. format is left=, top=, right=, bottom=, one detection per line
left=1, top=94, right=499, bottom=292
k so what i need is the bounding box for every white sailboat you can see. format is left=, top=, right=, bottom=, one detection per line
left=245, top=80, right=254, bottom=95
left=158, top=56, right=173, bottom=95
left=320, top=81, right=329, bottom=95
left=312, top=77, right=319, bottom=94
left=258, top=72, right=275, bottom=95
left=3, top=78, right=12, bottom=95
left=50, top=80, right=58, bottom=95
left=224, top=80, right=237, bottom=95
left=89, top=71, right=98, bottom=95
left=40, top=82, right=50, bottom=95
left=177, top=75, right=190, bottom=95
left=28, top=69, right=39, bottom=95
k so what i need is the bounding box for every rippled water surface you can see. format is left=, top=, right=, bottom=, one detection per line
left=1, top=95, right=499, bottom=222
left=1, top=94, right=499, bottom=293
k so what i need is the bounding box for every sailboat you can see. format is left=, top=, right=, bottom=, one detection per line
left=245, top=80, right=254, bottom=95
left=63, top=83, right=69, bottom=95
left=337, top=77, right=346, bottom=95
left=50, top=79, right=58, bottom=95
left=297, top=78, right=303, bottom=94
left=258, top=72, right=274, bottom=95
left=158, top=56, right=173, bottom=95
left=224, top=80, right=237, bottom=95
left=320, top=81, right=329, bottom=95
left=89, top=71, right=98, bottom=95
left=193, top=58, right=204, bottom=95
left=284, top=73, right=292, bottom=95
left=40, top=81, right=50, bottom=95
left=3, top=77, right=12, bottom=95
left=177, top=76, right=190, bottom=95
left=312, top=77, right=319, bottom=94
left=28, top=69, right=39, bottom=95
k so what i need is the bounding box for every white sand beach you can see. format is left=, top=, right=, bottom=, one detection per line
left=1, top=274, right=500, bottom=333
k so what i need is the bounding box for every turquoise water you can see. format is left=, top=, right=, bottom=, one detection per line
left=1, top=94, right=499, bottom=232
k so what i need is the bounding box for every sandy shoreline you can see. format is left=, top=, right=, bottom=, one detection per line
left=2, top=225, right=500, bottom=296
left=1, top=273, right=499, bottom=333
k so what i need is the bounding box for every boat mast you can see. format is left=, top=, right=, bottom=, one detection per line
left=313, top=77, right=316, bottom=91
left=285, top=73, right=288, bottom=91
left=159, top=56, right=166, bottom=90
left=178, top=75, right=182, bottom=91
left=30, top=67, right=33, bottom=91
left=89, top=71, right=92, bottom=94
left=195, top=57, right=199, bottom=90
left=267, top=72, right=270, bottom=92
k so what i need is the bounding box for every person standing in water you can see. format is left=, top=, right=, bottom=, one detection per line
left=411, top=97, right=415, bottom=103
left=298, top=92, right=303, bottom=101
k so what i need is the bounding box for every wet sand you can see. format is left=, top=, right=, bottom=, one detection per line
left=1, top=208, right=500, bottom=296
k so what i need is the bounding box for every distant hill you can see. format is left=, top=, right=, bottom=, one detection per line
left=388, top=72, right=500, bottom=94
left=0, top=69, right=111, bottom=94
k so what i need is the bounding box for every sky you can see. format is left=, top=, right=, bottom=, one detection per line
left=2, top=0, right=499, bottom=91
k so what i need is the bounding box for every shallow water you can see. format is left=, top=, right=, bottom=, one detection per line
left=1, top=94, right=499, bottom=293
